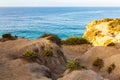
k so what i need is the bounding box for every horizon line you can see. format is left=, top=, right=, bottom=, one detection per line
left=0, top=6, right=120, bottom=7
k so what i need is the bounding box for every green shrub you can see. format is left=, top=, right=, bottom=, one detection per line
left=107, top=63, right=116, bottom=74
left=0, top=33, right=17, bottom=42
left=66, top=60, right=80, bottom=71
left=24, top=50, right=37, bottom=61
left=40, top=33, right=61, bottom=46
left=62, top=37, right=89, bottom=45
left=102, top=18, right=113, bottom=22
left=93, top=57, right=104, bottom=70
left=40, top=33, right=54, bottom=38
left=2, top=33, right=12, bottom=38
left=42, top=50, right=53, bottom=57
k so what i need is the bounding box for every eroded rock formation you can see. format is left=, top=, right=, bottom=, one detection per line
left=83, top=18, right=120, bottom=46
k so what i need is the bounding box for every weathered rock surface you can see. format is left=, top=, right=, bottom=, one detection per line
left=83, top=18, right=120, bottom=46
left=0, top=38, right=66, bottom=80
left=62, top=44, right=92, bottom=60
left=77, top=44, right=120, bottom=80
left=58, top=70, right=106, bottom=80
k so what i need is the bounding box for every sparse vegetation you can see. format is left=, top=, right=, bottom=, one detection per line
left=102, top=18, right=113, bottom=22
left=2, top=33, right=12, bottom=38
left=23, top=50, right=37, bottom=61
left=42, top=50, right=53, bottom=57
left=62, top=37, right=89, bottom=45
left=104, top=39, right=115, bottom=46
left=88, top=18, right=113, bottom=27
left=66, top=59, right=87, bottom=71
left=108, top=19, right=120, bottom=33
left=66, top=60, right=80, bottom=71
left=107, top=63, right=116, bottom=74
left=93, top=57, right=104, bottom=70
left=0, top=33, right=17, bottom=42
left=107, top=42, right=115, bottom=46
left=40, top=33, right=61, bottom=46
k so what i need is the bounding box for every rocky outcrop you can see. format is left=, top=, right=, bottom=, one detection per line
left=0, top=38, right=66, bottom=80
left=83, top=18, right=120, bottom=46
left=77, top=44, right=120, bottom=80
left=58, top=70, right=107, bottom=80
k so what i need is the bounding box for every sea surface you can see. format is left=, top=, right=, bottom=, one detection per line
left=0, top=7, right=120, bottom=39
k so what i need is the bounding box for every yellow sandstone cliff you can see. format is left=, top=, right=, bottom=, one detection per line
left=83, top=18, right=120, bottom=46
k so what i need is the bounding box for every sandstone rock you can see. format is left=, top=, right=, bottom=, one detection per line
left=77, top=44, right=120, bottom=80
left=58, top=70, right=106, bottom=80
left=83, top=18, right=120, bottom=46
left=0, top=38, right=67, bottom=80
left=27, top=63, right=52, bottom=79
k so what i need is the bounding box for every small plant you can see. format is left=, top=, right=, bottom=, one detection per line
left=62, top=37, right=89, bottom=45
left=104, top=39, right=115, bottom=46
left=66, top=60, right=80, bottom=71
left=107, top=42, right=115, bottom=46
left=40, top=33, right=61, bottom=46
left=2, top=33, right=12, bottom=38
left=24, top=50, right=37, bottom=61
left=102, top=18, right=113, bottom=22
left=93, top=57, right=104, bottom=70
left=42, top=50, right=53, bottom=57
left=0, top=33, right=17, bottom=42
left=107, top=63, right=116, bottom=74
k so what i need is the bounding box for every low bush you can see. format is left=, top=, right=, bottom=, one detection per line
left=93, top=57, right=104, bottom=70
left=2, top=33, right=12, bottom=38
left=40, top=33, right=61, bottom=46
left=104, top=39, right=115, bottom=46
left=107, top=42, right=115, bottom=46
left=0, top=33, right=17, bottom=42
left=42, top=50, right=53, bottom=57
left=62, top=37, right=89, bottom=45
left=107, top=63, right=116, bottom=74
left=102, top=18, right=113, bottom=22
left=23, top=50, right=37, bottom=61
left=66, top=60, right=80, bottom=71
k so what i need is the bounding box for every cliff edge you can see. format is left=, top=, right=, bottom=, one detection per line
left=83, top=18, right=120, bottom=46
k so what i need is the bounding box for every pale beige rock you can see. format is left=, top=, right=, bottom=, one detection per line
left=0, top=38, right=66, bottom=80
left=77, top=44, right=120, bottom=80
left=58, top=70, right=105, bottom=80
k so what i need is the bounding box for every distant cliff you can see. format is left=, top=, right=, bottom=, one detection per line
left=83, top=18, right=120, bottom=46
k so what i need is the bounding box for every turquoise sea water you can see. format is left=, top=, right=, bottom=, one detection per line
left=0, top=7, right=120, bottom=39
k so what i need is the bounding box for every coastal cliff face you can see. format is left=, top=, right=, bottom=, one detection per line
left=83, top=18, right=120, bottom=46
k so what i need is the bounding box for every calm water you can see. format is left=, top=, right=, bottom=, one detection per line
left=0, top=7, right=120, bottom=39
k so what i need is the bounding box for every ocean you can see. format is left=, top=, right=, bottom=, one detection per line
left=0, top=7, right=120, bottom=39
